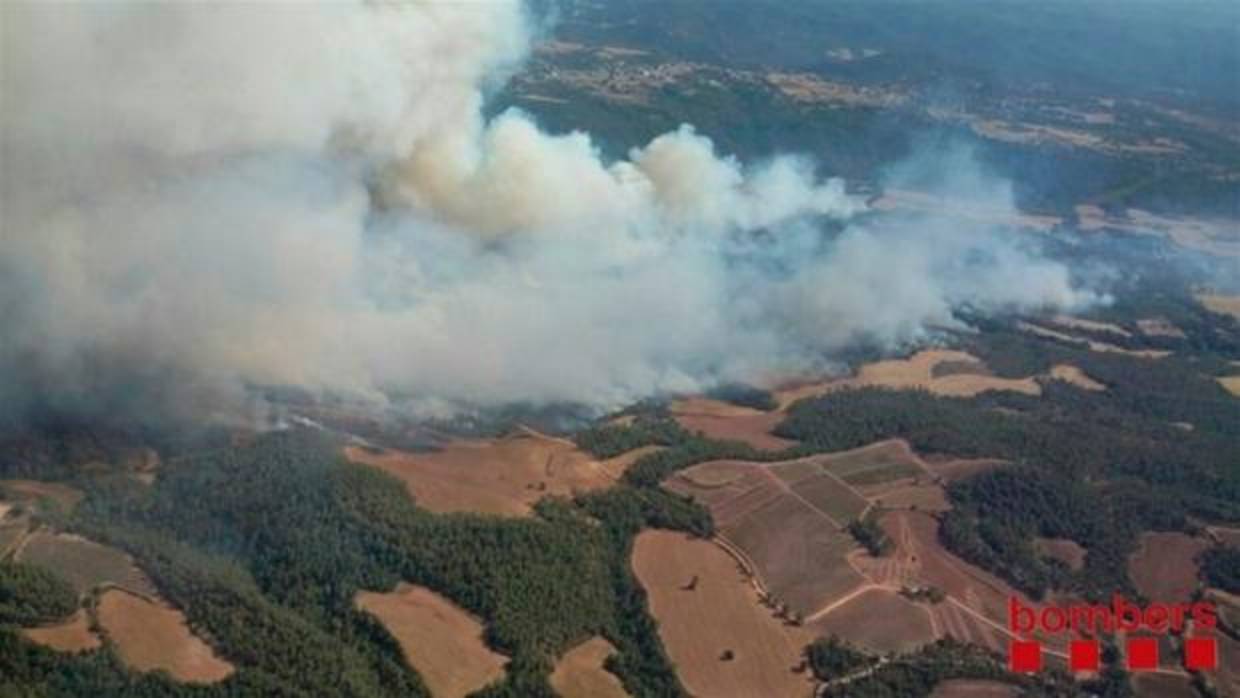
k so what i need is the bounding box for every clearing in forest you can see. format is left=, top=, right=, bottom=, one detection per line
left=97, top=589, right=235, bottom=683
left=1127, top=531, right=1208, bottom=603
left=1018, top=322, right=1171, bottom=358
left=1033, top=537, right=1086, bottom=571
left=0, top=480, right=85, bottom=513
left=15, top=531, right=156, bottom=597
left=356, top=583, right=507, bottom=698
left=344, top=428, right=634, bottom=516
left=549, top=636, right=630, bottom=698
left=631, top=530, right=817, bottom=698
left=668, top=397, right=795, bottom=451
left=1199, top=293, right=1240, bottom=321
left=20, top=610, right=101, bottom=653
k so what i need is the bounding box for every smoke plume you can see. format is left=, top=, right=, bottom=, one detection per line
left=0, top=1, right=1098, bottom=422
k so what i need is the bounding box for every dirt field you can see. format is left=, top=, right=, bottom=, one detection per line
left=809, top=587, right=936, bottom=654
left=809, top=440, right=926, bottom=486
left=669, top=398, right=795, bottom=451
left=1048, top=364, right=1106, bottom=391
left=16, top=532, right=156, bottom=597
left=549, top=637, right=630, bottom=698
left=21, top=610, right=101, bottom=653
left=1199, top=293, right=1240, bottom=320
left=1128, top=532, right=1208, bottom=602
left=774, top=351, right=1041, bottom=408
left=631, top=531, right=817, bottom=698
left=1218, top=375, right=1240, bottom=396
left=1033, top=537, right=1086, bottom=571
left=97, top=589, right=234, bottom=683
left=344, top=428, right=631, bottom=516
left=930, top=679, right=1020, bottom=697
left=357, top=583, right=507, bottom=698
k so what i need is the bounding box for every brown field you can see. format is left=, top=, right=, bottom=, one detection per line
left=1033, top=538, right=1086, bottom=571
left=21, top=610, right=101, bottom=653
left=1199, top=293, right=1240, bottom=320
left=1218, top=375, right=1240, bottom=396
left=631, top=531, right=817, bottom=698
left=811, top=439, right=926, bottom=485
left=1018, top=322, right=1171, bottom=358
left=774, top=350, right=1041, bottom=408
left=357, top=583, right=507, bottom=698
left=1133, top=673, right=1197, bottom=698
left=344, top=428, right=629, bottom=516
left=810, top=587, right=936, bottom=654
left=666, top=459, right=868, bottom=616
left=549, top=637, right=630, bottom=698
left=929, top=679, right=1020, bottom=698
left=0, top=516, right=28, bottom=557
left=1128, top=532, right=1208, bottom=602
left=0, top=480, right=85, bottom=513
left=97, top=589, right=234, bottom=683
left=669, top=398, right=795, bottom=451
left=16, top=531, right=155, bottom=597
left=1048, top=364, right=1106, bottom=391
left=861, top=481, right=951, bottom=512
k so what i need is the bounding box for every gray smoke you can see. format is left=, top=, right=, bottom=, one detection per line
left=0, top=0, right=1099, bottom=422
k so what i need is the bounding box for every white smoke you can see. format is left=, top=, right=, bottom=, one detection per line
left=0, top=0, right=1097, bottom=420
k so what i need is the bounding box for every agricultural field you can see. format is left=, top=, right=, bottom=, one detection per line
left=356, top=583, right=508, bottom=698
left=668, top=397, right=794, bottom=451
left=96, top=589, right=235, bottom=684
left=549, top=636, right=630, bottom=698
left=15, top=532, right=156, bottom=597
left=807, top=439, right=927, bottom=486
left=666, top=458, right=868, bottom=616
left=630, top=530, right=817, bottom=698
left=20, top=610, right=101, bottom=653
left=809, top=587, right=936, bottom=653
left=874, top=511, right=1049, bottom=654
left=772, top=350, right=1042, bottom=407
left=1127, top=531, right=1209, bottom=602
left=344, top=428, right=629, bottom=516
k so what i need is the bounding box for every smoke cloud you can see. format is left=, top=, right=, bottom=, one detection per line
left=0, top=1, right=1098, bottom=422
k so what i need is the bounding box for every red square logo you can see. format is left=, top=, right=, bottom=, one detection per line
left=1127, top=636, right=1159, bottom=671
left=1070, top=639, right=1100, bottom=672
left=1185, top=637, right=1217, bottom=671
left=1010, top=640, right=1042, bottom=673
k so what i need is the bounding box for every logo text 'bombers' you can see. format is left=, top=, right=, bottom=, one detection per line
left=1007, top=595, right=1219, bottom=674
